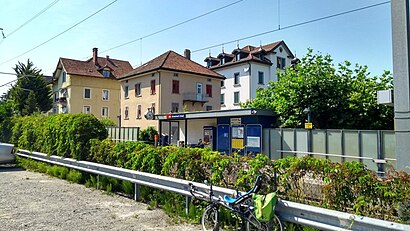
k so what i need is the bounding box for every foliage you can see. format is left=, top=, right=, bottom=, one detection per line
left=9, top=59, right=52, bottom=116
left=138, top=126, right=158, bottom=143
left=99, top=117, right=116, bottom=127
left=242, top=49, right=393, bottom=129
left=11, top=114, right=107, bottom=160
left=0, top=101, right=14, bottom=142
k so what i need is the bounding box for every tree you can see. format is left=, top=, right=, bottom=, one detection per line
left=9, top=59, right=52, bottom=116
left=242, top=49, right=393, bottom=130
left=0, top=100, right=13, bottom=142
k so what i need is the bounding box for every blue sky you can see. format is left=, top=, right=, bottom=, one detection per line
left=0, top=0, right=392, bottom=95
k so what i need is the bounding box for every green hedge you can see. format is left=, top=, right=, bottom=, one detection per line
left=11, top=114, right=107, bottom=160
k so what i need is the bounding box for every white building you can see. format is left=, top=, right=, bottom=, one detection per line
left=205, top=41, right=294, bottom=110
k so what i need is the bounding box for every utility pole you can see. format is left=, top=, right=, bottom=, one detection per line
left=391, top=0, right=410, bottom=173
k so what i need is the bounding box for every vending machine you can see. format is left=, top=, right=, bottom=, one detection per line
left=203, top=126, right=216, bottom=150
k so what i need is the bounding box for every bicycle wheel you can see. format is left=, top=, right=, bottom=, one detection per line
left=201, top=204, right=220, bottom=231
left=245, top=214, right=283, bottom=231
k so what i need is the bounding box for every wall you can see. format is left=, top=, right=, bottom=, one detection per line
left=264, top=128, right=396, bottom=174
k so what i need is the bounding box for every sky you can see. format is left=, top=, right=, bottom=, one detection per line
left=0, top=0, right=392, bottom=95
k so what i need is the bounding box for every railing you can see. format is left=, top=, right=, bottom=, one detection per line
left=15, top=149, right=410, bottom=231
left=182, top=92, right=209, bottom=102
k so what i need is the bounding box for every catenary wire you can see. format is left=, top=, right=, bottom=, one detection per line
left=4, top=0, right=60, bottom=39
left=98, top=0, right=244, bottom=55
left=192, top=1, right=390, bottom=53
left=0, top=0, right=118, bottom=67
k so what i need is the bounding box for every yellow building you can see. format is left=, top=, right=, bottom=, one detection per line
left=51, top=48, right=133, bottom=125
left=118, top=50, right=224, bottom=132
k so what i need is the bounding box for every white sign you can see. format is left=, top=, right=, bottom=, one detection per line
left=230, top=118, right=241, bottom=125
left=247, top=136, right=260, bottom=148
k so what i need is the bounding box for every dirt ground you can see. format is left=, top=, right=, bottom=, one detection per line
left=0, top=167, right=201, bottom=231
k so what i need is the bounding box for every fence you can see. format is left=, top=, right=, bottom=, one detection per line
left=262, top=128, right=396, bottom=173
left=107, top=127, right=140, bottom=142
left=15, top=149, right=410, bottom=231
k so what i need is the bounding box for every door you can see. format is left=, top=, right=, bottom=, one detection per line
left=196, top=83, right=203, bottom=101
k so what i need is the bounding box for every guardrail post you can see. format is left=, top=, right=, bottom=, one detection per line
left=97, top=174, right=100, bottom=190
left=134, top=183, right=140, bottom=201
left=185, top=196, right=191, bottom=216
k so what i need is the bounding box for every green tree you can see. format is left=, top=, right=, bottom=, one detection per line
left=9, top=59, right=52, bottom=116
left=0, top=100, right=14, bottom=142
left=242, top=49, right=393, bottom=129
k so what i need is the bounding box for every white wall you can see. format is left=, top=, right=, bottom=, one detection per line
left=218, top=63, right=250, bottom=110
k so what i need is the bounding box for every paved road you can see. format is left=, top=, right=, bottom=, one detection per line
left=0, top=167, right=201, bottom=231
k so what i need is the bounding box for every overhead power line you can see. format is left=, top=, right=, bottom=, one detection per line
left=192, top=1, right=390, bottom=53
left=99, top=0, right=244, bottom=55
left=5, top=0, right=60, bottom=39
left=0, top=0, right=118, bottom=67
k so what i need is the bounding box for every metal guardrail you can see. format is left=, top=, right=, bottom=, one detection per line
left=16, top=149, right=410, bottom=231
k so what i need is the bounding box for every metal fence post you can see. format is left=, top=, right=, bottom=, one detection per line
left=185, top=196, right=191, bottom=216
left=97, top=174, right=99, bottom=190
left=134, top=183, right=140, bottom=201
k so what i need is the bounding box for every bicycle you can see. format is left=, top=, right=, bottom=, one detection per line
left=189, top=175, right=283, bottom=231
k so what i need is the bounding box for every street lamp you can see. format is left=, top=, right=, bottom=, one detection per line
left=303, top=107, right=311, bottom=123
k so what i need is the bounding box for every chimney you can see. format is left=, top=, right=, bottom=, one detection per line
left=184, top=49, right=191, bottom=60
left=92, top=48, right=98, bottom=65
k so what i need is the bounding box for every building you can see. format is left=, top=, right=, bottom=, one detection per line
left=117, top=50, right=224, bottom=140
left=204, top=41, right=294, bottom=110
left=51, top=48, right=133, bottom=125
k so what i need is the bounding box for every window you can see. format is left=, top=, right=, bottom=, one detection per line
left=54, top=93, right=58, bottom=102
left=173, top=73, right=179, bottom=77
left=234, top=92, right=240, bottom=104
left=62, top=71, right=66, bottom=83
left=102, top=107, right=109, bottom=118
left=206, top=84, right=212, bottom=97
left=221, top=58, right=225, bottom=65
left=206, top=106, right=212, bottom=111
left=236, top=53, right=241, bottom=61
left=124, top=85, right=129, bottom=98
left=171, top=103, right=179, bottom=113
left=258, top=71, right=264, bottom=84
left=151, top=103, right=155, bottom=115
left=220, top=94, right=225, bottom=105
left=83, top=105, right=91, bottom=114
left=124, top=106, right=129, bottom=120
left=234, top=73, right=240, bottom=85
left=150, top=80, right=156, bottom=94
left=136, top=105, right=142, bottom=119
left=102, top=70, right=110, bottom=77
left=135, top=83, right=141, bottom=96
left=277, top=57, right=286, bottom=69
left=102, top=89, right=109, bottom=101
left=84, top=88, right=91, bottom=99
left=172, top=80, right=179, bottom=94
left=221, top=79, right=225, bottom=88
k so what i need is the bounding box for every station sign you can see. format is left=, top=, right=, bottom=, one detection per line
left=230, top=118, right=241, bottom=125
left=166, top=114, right=186, bottom=119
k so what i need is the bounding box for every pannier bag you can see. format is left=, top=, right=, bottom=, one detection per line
left=252, top=192, right=277, bottom=222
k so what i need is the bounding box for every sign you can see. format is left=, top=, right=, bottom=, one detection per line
left=247, top=136, right=260, bottom=148
left=230, top=118, right=241, bottom=125
left=165, top=114, right=186, bottom=119
left=305, top=123, right=313, bottom=129
left=232, top=138, right=244, bottom=149
left=232, top=126, right=244, bottom=138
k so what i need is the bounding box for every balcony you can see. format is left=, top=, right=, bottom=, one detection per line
left=57, top=97, right=67, bottom=104
left=183, top=92, right=209, bottom=106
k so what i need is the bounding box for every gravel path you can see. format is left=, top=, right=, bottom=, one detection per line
left=0, top=167, right=201, bottom=231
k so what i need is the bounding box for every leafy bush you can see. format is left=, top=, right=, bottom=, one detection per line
left=138, top=126, right=158, bottom=143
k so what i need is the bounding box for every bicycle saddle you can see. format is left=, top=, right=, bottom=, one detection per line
left=223, top=175, right=262, bottom=205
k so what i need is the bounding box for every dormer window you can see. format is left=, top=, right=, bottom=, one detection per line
left=220, top=58, right=225, bottom=65
left=207, top=60, right=212, bottom=68
left=236, top=53, right=241, bottom=61
left=103, top=70, right=110, bottom=77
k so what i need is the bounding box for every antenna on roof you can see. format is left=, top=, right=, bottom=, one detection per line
left=208, top=49, right=211, bottom=57
left=222, top=44, right=224, bottom=53
left=259, top=40, right=262, bottom=47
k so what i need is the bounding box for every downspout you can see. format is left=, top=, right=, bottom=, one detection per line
left=158, top=71, right=161, bottom=130
left=248, top=62, right=252, bottom=100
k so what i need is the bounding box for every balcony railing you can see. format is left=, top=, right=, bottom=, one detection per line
left=57, top=97, right=67, bottom=104
left=182, top=92, right=209, bottom=103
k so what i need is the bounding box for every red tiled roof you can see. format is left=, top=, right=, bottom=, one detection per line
left=122, top=51, right=224, bottom=79
left=60, top=57, right=133, bottom=79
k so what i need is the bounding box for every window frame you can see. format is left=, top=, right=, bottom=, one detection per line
left=124, top=106, right=129, bottom=120
left=277, top=57, right=286, bottom=69
left=220, top=93, right=225, bottom=105
left=83, top=88, right=91, bottom=99
left=136, top=104, right=142, bottom=119
left=206, top=84, right=212, bottom=97
left=258, top=71, right=264, bottom=85
left=234, top=91, right=240, bottom=104
left=135, top=83, right=142, bottom=97
left=101, top=106, right=109, bottom=118
left=172, top=80, right=180, bottom=94
left=83, top=105, right=91, bottom=114
left=171, top=102, right=179, bottom=113
left=102, top=70, right=110, bottom=77
left=124, top=85, right=129, bottom=99
left=62, top=71, right=66, bottom=83
left=150, top=79, right=156, bottom=95
left=234, top=72, right=240, bottom=85
left=102, top=89, right=109, bottom=101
